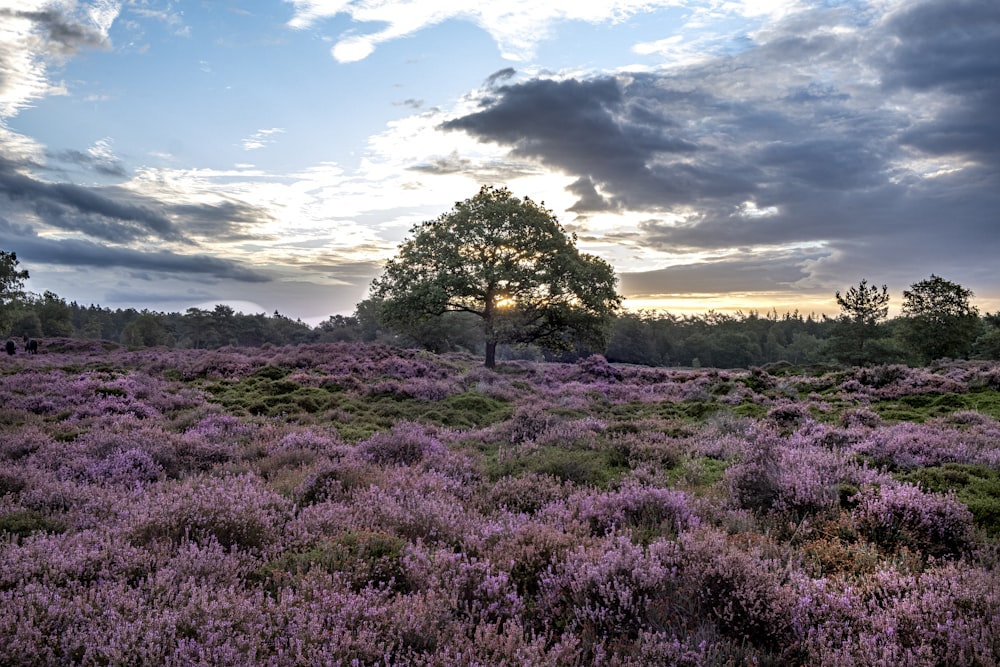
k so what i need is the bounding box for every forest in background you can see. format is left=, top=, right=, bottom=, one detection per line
left=3, top=248, right=999, bottom=368
left=3, top=291, right=1000, bottom=369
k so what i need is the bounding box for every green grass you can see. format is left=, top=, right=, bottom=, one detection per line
left=252, top=530, right=410, bottom=593
left=0, top=510, right=67, bottom=539
left=486, top=445, right=628, bottom=488
left=203, top=373, right=512, bottom=438
left=875, top=390, right=1000, bottom=423
left=895, top=463, right=1000, bottom=538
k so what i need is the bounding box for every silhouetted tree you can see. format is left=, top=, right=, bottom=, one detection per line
left=829, top=279, right=890, bottom=365
left=372, top=186, right=622, bottom=367
left=902, top=275, right=980, bottom=362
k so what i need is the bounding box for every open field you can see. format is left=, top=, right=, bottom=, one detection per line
left=1, top=341, right=999, bottom=665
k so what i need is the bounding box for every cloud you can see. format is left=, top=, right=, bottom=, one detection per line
left=0, top=217, right=270, bottom=283
left=0, top=6, right=110, bottom=117
left=434, top=0, right=999, bottom=304
left=619, top=250, right=822, bottom=297
left=0, top=157, right=187, bottom=243
left=877, top=0, right=1000, bottom=161
left=53, top=138, right=128, bottom=178
left=485, top=67, right=516, bottom=87
left=0, top=7, right=108, bottom=56
left=240, top=128, right=286, bottom=151
left=285, top=0, right=726, bottom=62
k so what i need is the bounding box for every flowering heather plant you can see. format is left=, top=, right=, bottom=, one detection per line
left=82, top=447, right=164, bottom=486
left=792, top=561, right=1000, bottom=665
left=485, top=472, right=576, bottom=515
left=294, top=455, right=382, bottom=505
left=357, top=420, right=447, bottom=465
left=853, top=481, right=976, bottom=558
left=265, top=427, right=342, bottom=455
left=574, top=482, right=702, bottom=538
left=0, top=344, right=997, bottom=663
left=851, top=420, right=997, bottom=470
left=345, top=469, right=472, bottom=545
left=370, top=376, right=459, bottom=401
left=123, top=473, right=292, bottom=551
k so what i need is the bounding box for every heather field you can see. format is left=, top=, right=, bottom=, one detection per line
left=2, top=341, right=1000, bottom=666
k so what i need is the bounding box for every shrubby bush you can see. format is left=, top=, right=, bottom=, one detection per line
left=854, top=481, right=976, bottom=558
left=574, top=482, right=701, bottom=538
left=357, top=420, right=447, bottom=465
left=124, top=473, right=291, bottom=551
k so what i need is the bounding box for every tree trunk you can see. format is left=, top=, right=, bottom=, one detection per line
left=484, top=287, right=497, bottom=368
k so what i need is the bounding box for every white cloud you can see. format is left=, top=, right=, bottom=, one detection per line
left=0, top=1, right=111, bottom=119
left=286, top=0, right=808, bottom=63
left=240, top=128, right=286, bottom=151
left=287, top=0, right=705, bottom=62
left=331, top=35, right=375, bottom=63
left=87, top=0, right=122, bottom=33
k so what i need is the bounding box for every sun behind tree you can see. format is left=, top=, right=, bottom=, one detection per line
left=371, top=185, right=622, bottom=367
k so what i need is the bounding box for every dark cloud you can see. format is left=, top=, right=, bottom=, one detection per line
left=485, top=67, right=516, bottom=87
left=410, top=153, right=543, bottom=183
left=567, top=177, right=616, bottom=213
left=0, top=8, right=107, bottom=56
left=620, top=250, right=822, bottom=297
left=0, top=218, right=269, bottom=283
left=54, top=150, right=128, bottom=178
left=442, top=76, right=706, bottom=211
left=0, top=158, right=184, bottom=243
left=411, top=152, right=474, bottom=175
left=880, top=0, right=1000, bottom=160
left=440, top=0, right=998, bottom=303
left=168, top=200, right=275, bottom=241
left=879, top=0, right=1000, bottom=95
left=0, top=157, right=274, bottom=245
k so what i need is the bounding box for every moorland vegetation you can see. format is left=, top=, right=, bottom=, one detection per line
left=1, top=341, right=998, bottom=664
left=2, top=189, right=999, bottom=663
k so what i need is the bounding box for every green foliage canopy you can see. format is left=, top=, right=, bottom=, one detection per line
left=902, top=275, right=980, bottom=362
left=0, top=250, right=30, bottom=334
left=830, top=279, right=891, bottom=365
left=371, top=186, right=622, bottom=367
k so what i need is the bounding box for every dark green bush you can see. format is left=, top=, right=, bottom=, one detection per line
left=0, top=510, right=66, bottom=538
left=254, top=530, right=409, bottom=593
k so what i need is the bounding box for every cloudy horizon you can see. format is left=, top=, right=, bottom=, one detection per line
left=1, top=0, right=997, bottom=325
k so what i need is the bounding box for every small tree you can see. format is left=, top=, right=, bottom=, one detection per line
left=121, top=313, right=174, bottom=348
left=35, top=290, right=75, bottom=337
left=0, top=250, right=30, bottom=333
left=973, top=312, right=1000, bottom=360
left=902, top=275, right=980, bottom=362
left=829, top=279, right=890, bottom=365
left=372, top=185, right=622, bottom=367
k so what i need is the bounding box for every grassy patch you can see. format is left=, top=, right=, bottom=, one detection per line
left=875, top=390, right=1000, bottom=423
left=253, top=530, right=409, bottom=593
left=203, top=375, right=511, bottom=437
left=895, top=463, right=1000, bottom=538
left=487, top=446, right=627, bottom=488
left=0, top=510, right=66, bottom=539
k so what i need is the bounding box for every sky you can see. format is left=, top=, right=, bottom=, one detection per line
left=1, top=0, right=998, bottom=326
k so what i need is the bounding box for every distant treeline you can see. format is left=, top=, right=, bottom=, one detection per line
left=604, top=309, right=997, bottom=367
left=3, top=290, right=999, bottom=367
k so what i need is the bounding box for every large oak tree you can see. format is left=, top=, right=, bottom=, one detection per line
left=372, top=186, right=622, bottom=367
